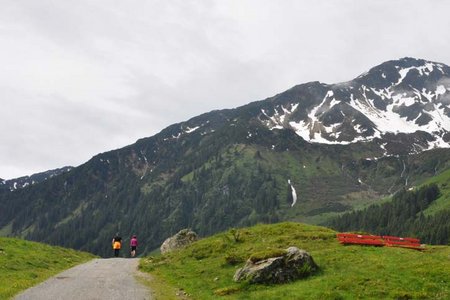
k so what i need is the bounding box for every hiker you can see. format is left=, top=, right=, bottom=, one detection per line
left=112, top=235, right=122, bottom=257
left=130, top=235, right=138, bottom=257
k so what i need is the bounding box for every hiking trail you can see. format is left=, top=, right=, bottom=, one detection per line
left=14, top=258, right=152, bottom=300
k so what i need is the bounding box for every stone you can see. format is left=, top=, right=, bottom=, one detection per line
left=233, top=246, right=318, bottom=284
left=160, top=228, right=198, bottom=254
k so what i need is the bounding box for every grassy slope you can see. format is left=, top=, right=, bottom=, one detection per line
left=322, top=166, right=450, bottom=225
left=181, top=143, right=379, bottom=225
left=140, top=222, right=450, bottom=300
left=421, top=168, right=450, bottom=215
left=0, top=238, right=96, bottom=299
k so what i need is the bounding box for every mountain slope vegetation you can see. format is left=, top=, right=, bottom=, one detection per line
left=1, top=57, right=450, bottom=256
left=328, top=183, right=450, bottom=244
left=139, top=222, right=450, bottom=299
left=2, top=134, right=449, bottom=257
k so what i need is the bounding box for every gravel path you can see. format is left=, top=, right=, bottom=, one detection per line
left=14, top=258, right=152, bottom=300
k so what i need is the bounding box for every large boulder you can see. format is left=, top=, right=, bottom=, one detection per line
left=160, top=229, right=198, bottom=254
left=233, top=247, right=318, bottom=284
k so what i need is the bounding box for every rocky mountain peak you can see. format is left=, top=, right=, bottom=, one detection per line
left=154, top=58, right=450, bottom=158
left=356, top=57, right=450, bottom=89
left=255, top=58, right=450, bottom=155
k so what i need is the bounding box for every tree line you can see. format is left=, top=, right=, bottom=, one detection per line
left=328, top=184, right=449, bottom=245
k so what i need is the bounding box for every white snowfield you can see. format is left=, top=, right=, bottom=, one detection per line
left=260, top=60, right=450, bottom=150
left=14, top=258, right=152, bottom=300
left=152, top=59, right=450, bottom=159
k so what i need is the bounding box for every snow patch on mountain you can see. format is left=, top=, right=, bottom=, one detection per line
left=261, top=103, right=299, bottom=130
left=99, top=158, right=110, bottom=164
left=164, top=123, right=208, bottom=141
left=259, top=58, right=450, bottom=152
left=4, top=167, right=73, bottom=191
left=436, top=85, right=446, bottom=95
left=288, top=179, right=298, bottom=207
left=395, top=62, right=444, bottom=85
left=185, top=126, right=200, bottom=133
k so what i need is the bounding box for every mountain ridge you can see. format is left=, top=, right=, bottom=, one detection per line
left=142, top=57, right=450, bottom=161
left=0, top=167, right=73, bottom=192
left=1, top=57, right=450, bottom=256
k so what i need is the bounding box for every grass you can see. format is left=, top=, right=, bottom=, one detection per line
left=0, top=237, right=96, bottom=299
left=140, top=222, right=450, bottom=299
left=421, top=168, right=450, bottom=215
left=0, top=221, right=13, bottom=236
left=137, top=271, right=192, bottom=300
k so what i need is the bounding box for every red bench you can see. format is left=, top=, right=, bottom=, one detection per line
left=336, top=233, right=384, bottom=246
left=382, top=235, right=423, bottom=250
left=337, top=233, right=424, bottom=250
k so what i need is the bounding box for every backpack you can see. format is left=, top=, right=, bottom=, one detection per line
left=113, top=241, right=121, bottom=249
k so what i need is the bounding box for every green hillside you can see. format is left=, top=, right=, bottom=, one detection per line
left=140, top=222, right=450, bottom=300
left=422, top=168, right=450, bottom=215
left=2, top=115, right=450, bottom=257
left=328, top=183, right=449, bottom=245
left=3, top=62, right=450, bottom=257
left=0, top=238, right=95, bottom=299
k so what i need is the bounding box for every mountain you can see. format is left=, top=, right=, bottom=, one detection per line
left=259, top=57, right=450, bottom=153
left=1, top=57, right=450, bottom=256
left=0, top=167, right=73, bottom=192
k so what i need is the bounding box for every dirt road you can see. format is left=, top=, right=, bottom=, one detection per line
left=14, top=258, right=152, bottom=300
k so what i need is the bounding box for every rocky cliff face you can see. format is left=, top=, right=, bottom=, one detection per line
left=160, top=57, right=450, bottom=157
left=256, top=57, right=450, bottom=154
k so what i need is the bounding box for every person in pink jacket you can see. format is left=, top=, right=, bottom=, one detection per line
left=130, top=235, right=138, bottom=257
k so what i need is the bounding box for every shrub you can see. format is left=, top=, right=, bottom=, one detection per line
left=229, top=228, right=243, bottom=243
left=224, top=253, right=245, bottom=265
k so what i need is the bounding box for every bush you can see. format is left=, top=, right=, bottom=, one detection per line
left=224, top=253, right=245, bottom=265
left=229, top=228, right=243, bottom=243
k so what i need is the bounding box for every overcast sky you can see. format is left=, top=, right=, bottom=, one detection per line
left=2, top=0, right=450, bottom=179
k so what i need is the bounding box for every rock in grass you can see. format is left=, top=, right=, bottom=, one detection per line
left=233, top=247, right=318, bottom=284
left=160, top=229, right=198, bottom=254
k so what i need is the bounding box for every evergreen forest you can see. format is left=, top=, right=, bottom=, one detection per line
left=328, top=184, right=450, bottom=245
